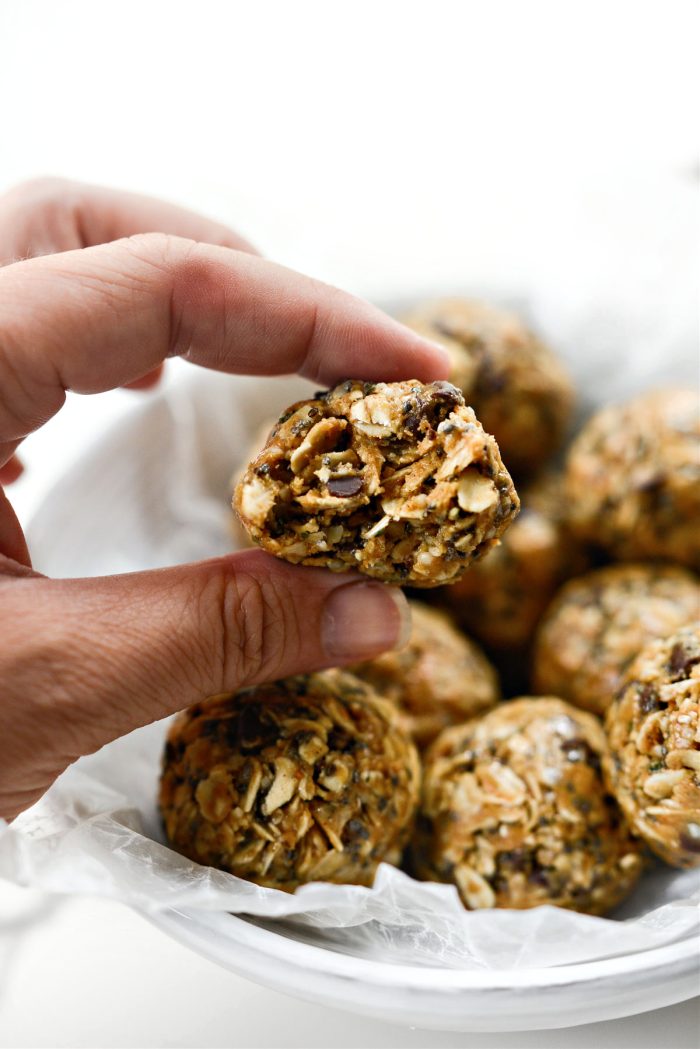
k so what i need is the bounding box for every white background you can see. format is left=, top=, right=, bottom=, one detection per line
left=0, top=1, right=698, bottom=1046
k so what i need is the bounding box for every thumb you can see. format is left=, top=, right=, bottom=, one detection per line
left=1, top=551, right=409, bottom=818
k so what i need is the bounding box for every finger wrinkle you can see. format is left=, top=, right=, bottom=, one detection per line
left=166, top=245, right=241, bottom=364
left=0, top=326, right=66, bottom=441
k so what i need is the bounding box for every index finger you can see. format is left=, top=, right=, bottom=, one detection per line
left=0, top=234, right=450, bottom=457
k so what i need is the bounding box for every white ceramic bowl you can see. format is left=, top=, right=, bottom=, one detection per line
left=144, top=907, right=698, bottom=1032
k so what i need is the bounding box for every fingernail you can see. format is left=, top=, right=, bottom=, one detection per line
left=321, top=583, right=411, bottom=662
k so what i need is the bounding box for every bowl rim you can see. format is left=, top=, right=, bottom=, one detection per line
left=160, top=905, right=700, bottom=991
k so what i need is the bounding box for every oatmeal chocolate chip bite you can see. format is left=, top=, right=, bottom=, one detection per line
left=605, top=626, right=700, bottom=869
left=234, top=379, right=519, bottom=586
left=402, top=299, right=574, bottom=476
left=437, top=471, right=587, bottom=653
left=413, top=698, right=643, bottom=914
left=565, top=388, right=700, bottom=569
left=229, top=418, right=279, bottom=550
left=532, top=564, right=700, bottom=717
left=350, top=601, right=499, bottom=748
left=159, top=670, right=420, bottom=891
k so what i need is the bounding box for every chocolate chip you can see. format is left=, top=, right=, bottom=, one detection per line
left=201, top=718, right=222, bottom=740
left=429, top=380, right=464, bottom=405
left=344, top=819, right=370, bottom=841
left=638, top=684, right=663, bottom=715
left=498, top=848, right=528, bottom=871
left=403, top=406, right=426, bottom=435
left=680, top=824, right=700, bottom=854
left=327, top=475, right=363, bottom=498
left=668, top=641, right=700, bottom=680
left=637, top=473, right=665, bottom=493
left=403, top=381, right=464, bottom=436
left=164, top=740, right=184, bottom=764
left=528, top=866, right=550, bottom=888
left=236, top=705, right=278, bottom=751
left=561, top=737, right=601, bottom=772
left=268, top=460, right=293, bottom=483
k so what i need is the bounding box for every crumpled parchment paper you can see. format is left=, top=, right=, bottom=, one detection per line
left=1, top=712, right=698, bottom=970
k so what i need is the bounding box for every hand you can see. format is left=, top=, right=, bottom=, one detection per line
left=0, top=179, right=449, bottom=821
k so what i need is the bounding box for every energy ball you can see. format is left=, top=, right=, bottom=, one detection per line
left=402, top=299, right=574, bottom=475
left=413, top=698, right=643, bottom=914
left=532, top=564, right=700, bottom=717
left=229, top=418, right=278, bottom=550
left=437, top=471, right=586, bottom=653
left=234, top=379, right=519, bottom=587
left=159, top=671, right=420, bottom=891
left=605, top=626, right=700, bottom=868
left=350, top=601, right=499, bottom=748
left=565, top=388, right=700, bottom=569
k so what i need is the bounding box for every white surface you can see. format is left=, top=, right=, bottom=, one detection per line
left=1, top=1, right=698, bottom=1046
left=0, top=884, right=697, bottom=1049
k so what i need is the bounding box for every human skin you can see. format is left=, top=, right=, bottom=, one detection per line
left=0, top=178, right=449, bottom=822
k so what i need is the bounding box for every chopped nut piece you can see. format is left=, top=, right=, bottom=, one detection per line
left=159, top=670, right=420, bottom=892
left=238, top=477, right=276, bottom=524
left=297, top=736, right=328, bottom=765
left=234, top=379, right=519, bottom=586
left=457, top=469, right=499, bottom=512
left=413, top=698, right=643, bottom=914
left=262, top=757, right=299, bottom=815
left=606, top=626, right=700, bottom=868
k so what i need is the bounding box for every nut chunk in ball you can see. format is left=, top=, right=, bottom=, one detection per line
left=234, top=379, right=519, bottom=587
left=413, top=698, right=642, bottom=914
left=402, top=299, right=574, bottom=476
left=605, top=626, right=700, bottom=869
left=565, top=388, right=700, bottom=569
left=159, top=671, right=420, bottom=891
left=532, top=564, right=700, bottom=717
left=350, top=601, right=499, bottom=748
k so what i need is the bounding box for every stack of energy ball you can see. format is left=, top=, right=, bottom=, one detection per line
left=160, top=298, right=700, bottom=917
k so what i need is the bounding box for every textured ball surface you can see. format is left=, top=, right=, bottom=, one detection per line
left=414, top=697, right=643, bottom=913
left=160, top=671, right=421, bottom=890
left=605, top=626, right=700, bottom=868
left=234, top=379, right=519, bottom=586
left=351, top=601, right=499, bottom=747
left=532, top=563, right=700, bottom=716
left=565, top=388, right=700, bottom=568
